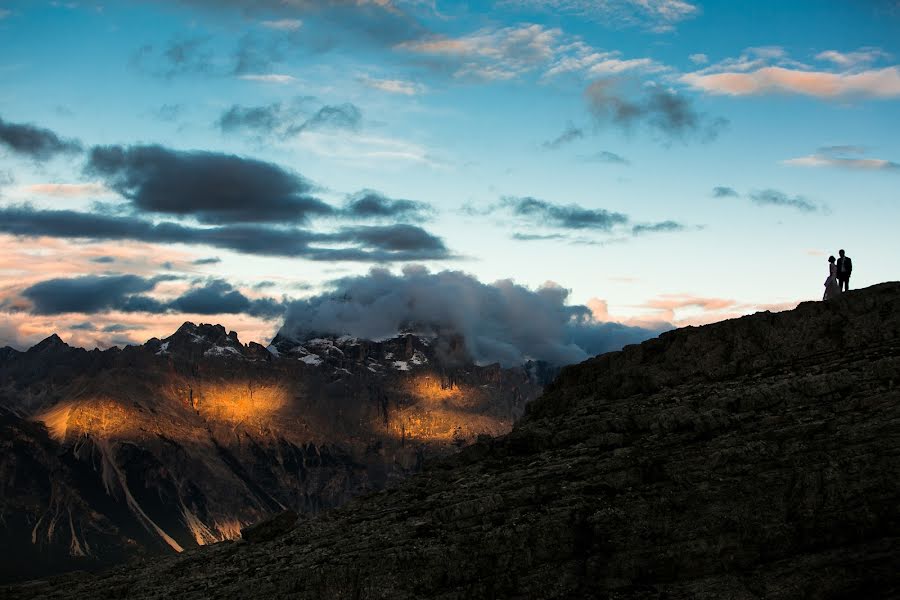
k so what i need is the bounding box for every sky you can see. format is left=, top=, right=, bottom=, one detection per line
left=0, top=0, right=898, bottom=356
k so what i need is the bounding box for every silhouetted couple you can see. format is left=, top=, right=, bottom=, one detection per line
left=824, top=249, right=852, bottom=300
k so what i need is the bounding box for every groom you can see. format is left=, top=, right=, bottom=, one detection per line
left=837, top=249, right=852, bottom=292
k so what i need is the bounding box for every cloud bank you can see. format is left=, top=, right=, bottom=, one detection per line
left=0, top=115, right=82, bottom=160
left=277, top=267, right=667, bottom=366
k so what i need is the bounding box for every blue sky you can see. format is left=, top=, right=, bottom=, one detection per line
left=0, top=0, right=898, bottom=352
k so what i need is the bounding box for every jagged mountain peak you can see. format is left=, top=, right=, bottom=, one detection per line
left=27, top=333, right=69, bottom=353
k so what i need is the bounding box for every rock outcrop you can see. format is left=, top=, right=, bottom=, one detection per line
left=4, top=283, right=900, bottom=599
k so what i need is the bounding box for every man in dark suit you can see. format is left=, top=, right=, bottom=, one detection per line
left=837, top=249, right=852, bottom=292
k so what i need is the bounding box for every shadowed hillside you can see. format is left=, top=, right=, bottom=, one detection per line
left=5, top=283, right=899, bottom=599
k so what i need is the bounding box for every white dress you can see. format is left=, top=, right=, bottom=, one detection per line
left=823, top=264, right=841, bottom=300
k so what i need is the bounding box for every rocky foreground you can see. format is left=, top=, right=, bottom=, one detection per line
left=6, top=283, right=900, bottom=599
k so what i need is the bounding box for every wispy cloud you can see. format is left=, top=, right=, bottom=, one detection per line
left=714, top=186, right=823, bottom=213
left=260, top=19, right=303, bottom=31
left=499, top=0, right=699, bottom=30
left=238, top=73, right=298, bottom=84
left=748, top=189, right=819, bottom=213
left=581, top=150, right=630, bottom=164
left=358, top=75, right=425, bottom=95
left=782, top=146, right=899, bottom=172
left=542, top=123, right=584, bottom=150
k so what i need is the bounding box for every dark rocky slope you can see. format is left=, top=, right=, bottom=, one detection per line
left=5, top=283, right=900, bottom=599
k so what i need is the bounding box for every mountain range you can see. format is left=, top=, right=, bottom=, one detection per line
left=4, top=282, right=898, bottom=599
left=0, top=322, right=553, bottom=582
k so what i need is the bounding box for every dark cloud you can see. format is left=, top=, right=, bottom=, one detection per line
left=192, top=257, right=222, bottom=265
left=511, top=233, right=568, bottom=241
left=542, top=123, right=584, bottom=150
left=86, top=144, right=335, bottom=224
left=22, top=274, right=172, bottom=315
left=168, top=279, right=286, bottom=318
left=0, top=115, right=81, bottom=160
left=712, top=186, right=738, bottom=198
left=217, top=102, right=286, bottom=135
left=748, top=189, right=819, bottom=213
left=217, top=100, right=361, bottom=138
left=342, top=190, right=432, bottom=221
left=102, top=324, right=134, bottom=333
left=631, top=220, right=686, bottom=235
left=0, top=206, right=453, bottom=262
left=70, top=322, right=97, bottom=331
left=131, top=36, right=215, bottom=79
left=502, top=196, right=629, bottom=231
left=585, top=80, right=727, bottom=141
left=583, top=150, right=629, bottom=165
left=278, top=267, right=667, bottom=367
left=90, top=256, right=116, bottom=264
left=21, top=274, right=286, bottom=319
left=285, top=103, right=362, bottom=136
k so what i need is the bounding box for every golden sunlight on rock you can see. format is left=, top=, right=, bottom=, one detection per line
left=36, top=399, right=139, bottom=441
left=389, top=375, right=511, bottom=444
left=192, top=381, right=289, bottom=426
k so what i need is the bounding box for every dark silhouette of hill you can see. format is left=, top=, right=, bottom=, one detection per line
left=4, top=283, right=900, bottom=599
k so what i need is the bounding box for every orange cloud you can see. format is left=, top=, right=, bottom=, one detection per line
left=681, top=66, right=900, bottom=98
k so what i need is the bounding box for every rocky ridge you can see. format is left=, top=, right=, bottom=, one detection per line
left=6, top=282, right=899, bottom=599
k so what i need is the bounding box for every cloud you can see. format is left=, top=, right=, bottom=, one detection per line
left=543, top=45, right=664, bottom=79
left=511, top=232, right=568, bottom=241
left=217, top=100, right=361, bottom=138
left=714, top=186, right=821, bottom=212
left=20, top=274, right=287, bottom=319
left=21, top=274, right=172, bottom=315
left=238, top=73, right=298, bottom=84
left=278, top=266, right=666, bottom=366
left=712, top=186, right=738, bottom=198
left=584, top=79, right=727, bottom=141
left=582, top=150, right=630, bottom=164
left=342, top=190, right=433, bottom=221
left=499, top=0, right=698, bottom=30
left=358, top=75, right=425, bottom=95
left=192, top=257, right=222, bottom=265
left=748, top=189, right=819, bottom=213
left=631, top=220, right=686, bottom=235
left=542, top=123, right=584, bottom=150
left=260, top=19, right=303, bottom=31
left=502, top=196, right=629, bottom=230
left=398, top=24, right=563, bottom=81
left=815, top=48, right=890, bottom=69
left=682, top=48, right=900, bottom=99
left=22, top=182, right=111, bottom=197
left=689, top=53, right=708, bottom=64
left=0, top=115, right=82, bottom=160
left=156, top=0, right=424, bottom=51
left=286, top=103, right=362, bottom=135
left=167, top=279, right=285, bottom=318
left=781, top=147, right=899, bottom=172
left=90, top=256, right=116, bottom=264
left=131, top=36, right=216, bottom=79
left=0, top=206, right=453, bottom=262
left=86, top=144, right=336, bottom=224
left=637, top=293, right=801, bottom=327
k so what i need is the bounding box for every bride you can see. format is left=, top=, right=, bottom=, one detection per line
left=824, top=255, right=842, bottom=300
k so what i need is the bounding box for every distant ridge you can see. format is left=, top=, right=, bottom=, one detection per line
left=6, top=283, right=898, bottom=599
